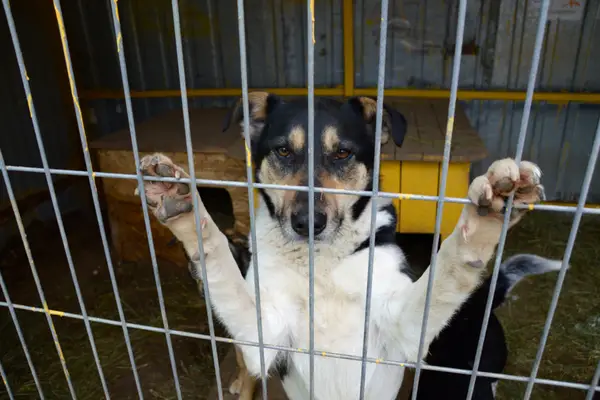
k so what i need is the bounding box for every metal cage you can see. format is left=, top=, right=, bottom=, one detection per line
left=1, top=0, right=600, bottom=399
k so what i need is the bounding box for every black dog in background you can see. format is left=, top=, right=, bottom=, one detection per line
left=411, top=253, right=562, bottom=399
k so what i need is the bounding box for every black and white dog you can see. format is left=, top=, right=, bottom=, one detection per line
left=137, top=92, right=546, bottom=399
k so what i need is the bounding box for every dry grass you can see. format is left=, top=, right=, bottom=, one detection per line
left=494, top=212, right=600, bottom=399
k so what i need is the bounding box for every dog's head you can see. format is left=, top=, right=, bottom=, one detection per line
left=223, top=92, right=407, bottom=242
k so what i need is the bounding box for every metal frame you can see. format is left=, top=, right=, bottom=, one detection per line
left=1, top=0, right=600, bottom=399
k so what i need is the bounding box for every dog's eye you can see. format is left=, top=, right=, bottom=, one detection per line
left=275, top=147, right=291, bottom=158
left=334, top=149, right=352, bottom=160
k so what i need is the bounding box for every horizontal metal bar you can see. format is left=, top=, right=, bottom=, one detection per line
left=78, top=88, right=600, bottom=103
left=5, top=164, right=600, bottom=214
left=1, top=301, right=598, bottom=394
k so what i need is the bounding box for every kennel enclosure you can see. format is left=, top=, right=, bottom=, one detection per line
left=1, top=0, right=600, bottom=399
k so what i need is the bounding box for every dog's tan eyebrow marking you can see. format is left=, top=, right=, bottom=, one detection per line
left=322, top=126, right=339, bottom=153
left=289, top=126, right=305, bottom=151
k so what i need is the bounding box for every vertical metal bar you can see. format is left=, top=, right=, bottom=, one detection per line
left=523, top=118, right=600, bottom=399
left=358, top=0, right=389, bottom=398
left=0, top=250, right=43, bottom=398
left=0, top=358, right=13, bottom=400
left=53, top=0, right=147, bottom=397
left=464, top=2, right=551, bottom=399
left=0, top=151, right=75, bottom=399
left=307, top=0, right=316, bottom=398
left=235, top=0, right=269, bottom=399
left=107, top=1, right=182, bottom=398
left=170, top=1, right=225, bottom=398
left=585, top=360, right=600, bottom=400
left=5, top=1, right=109, bottom=397
left=410, top=0, right=468, bottom=398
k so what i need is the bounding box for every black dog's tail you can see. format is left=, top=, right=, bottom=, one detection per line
left=488, top=254, right=564, bottom=309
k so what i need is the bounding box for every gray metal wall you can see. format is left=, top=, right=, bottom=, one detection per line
left=0, top=1, right=78, bottom=204
left=2, top=0, right=600, bottom=202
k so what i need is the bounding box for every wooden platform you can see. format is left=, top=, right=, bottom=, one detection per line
left=90, top=99, right=487, bottom=264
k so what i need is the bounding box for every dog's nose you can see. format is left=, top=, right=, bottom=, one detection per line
left=291, top=211, right=327, bottom=237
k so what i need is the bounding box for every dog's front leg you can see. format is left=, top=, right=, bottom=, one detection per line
left=394, top=158, right=545, bottom=359
left=139, top=153, right=290, bottom=375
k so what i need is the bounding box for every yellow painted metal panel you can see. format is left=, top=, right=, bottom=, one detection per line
left=379, top=161, right=402, bottom=231
left=399, top=162, right=439, bottom=233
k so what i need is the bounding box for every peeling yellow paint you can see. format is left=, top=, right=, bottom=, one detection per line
left=54, top=3, right=88, bottom=145
left=27, top=94, right=33, bottom=118
left=245, top=142, right=252, bottom=167
left=43, top=302, right=68, bottom=366
left=445, top=116, right=455, bottom=143
left=113, top=0, right=120, bottom=23
left=310, top=0, right=315, bottom=44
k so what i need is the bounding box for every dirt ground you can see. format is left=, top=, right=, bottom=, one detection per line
left=0, top=207, right=599, bottom=399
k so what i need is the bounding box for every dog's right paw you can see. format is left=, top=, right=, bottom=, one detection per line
left=138, top=153, right=199, bottom=224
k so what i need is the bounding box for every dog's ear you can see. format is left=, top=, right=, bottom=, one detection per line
left=222, top=91, right=282, bottom=141
left=343, top=97, right=407, bottom=147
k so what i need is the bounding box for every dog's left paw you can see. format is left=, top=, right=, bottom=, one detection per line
left=468, top=158, right=545, bottom=224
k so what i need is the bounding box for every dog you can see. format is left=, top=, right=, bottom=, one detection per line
left=137, top=92, right=546, bottom=399
left=412, top=254, right=563, bottom=399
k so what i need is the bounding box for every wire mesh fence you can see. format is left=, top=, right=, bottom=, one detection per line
left=1, top=0, right=600, bottom=399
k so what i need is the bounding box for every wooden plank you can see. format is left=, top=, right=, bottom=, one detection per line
left=420, top=101, right=445, bottom=161
left=95, top=149, right=251, bottom=263
left=430, top=100, right=488, bottom=162
left=399, top=162, right=439, bottom=233
left=394, top=103, right=425, bottom=161
left=439, top=163, right=471, bottom=238
left=89, top=108, right=239, bottom=155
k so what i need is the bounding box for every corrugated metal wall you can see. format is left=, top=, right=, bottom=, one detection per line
left=2, top=0, right=600, bottom=202
left=0, top=0, right=80, bottom=204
